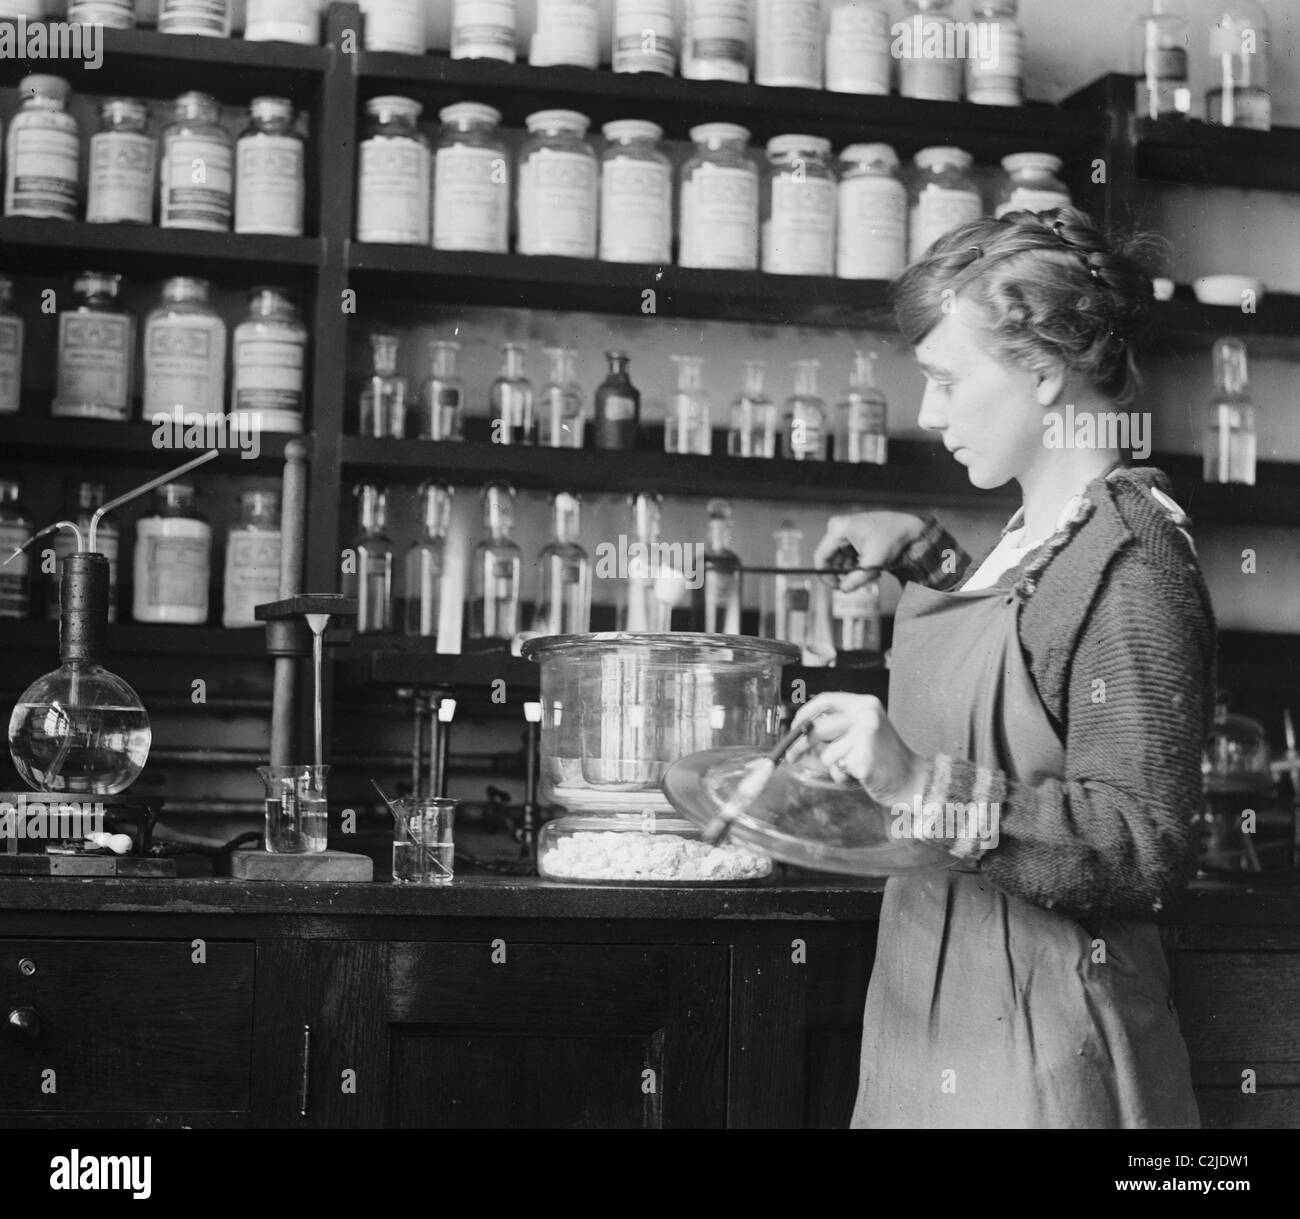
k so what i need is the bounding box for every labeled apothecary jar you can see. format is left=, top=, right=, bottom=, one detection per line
left=994, top=152, right=1072, bottom=219
left=232, top=287, right=307, bottom=433
left=236, top=96, right=305, bottom=237
left=160, top=91, right=234, bottom=232
left=908, top=146, right=982, bottom=261
left=679, top=123, right=759, bottom=272
left=133, top=482, right=212, bottom=625
left=762, top=134, right=836, bottom=276
left=52, top=272, right=134, bottom=422
left=357, top=95, right=431, bottom=246
left=87, top=98, right=155, bottom=225
left=599, top=119, right=672, bottom=264
left=143, top=276, right=227, bottom=419
left=837, top=143, right=907, bottom=280
left=517, top=109, right=598, bottom=259
left=5, top=74, right=79, bottom=221
left=433, top=102, right=509, bottom=254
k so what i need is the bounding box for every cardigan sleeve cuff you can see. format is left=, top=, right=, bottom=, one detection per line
left=889, top=516, right=971, bottom=590
left=920, top=752, right=1008, bottom=862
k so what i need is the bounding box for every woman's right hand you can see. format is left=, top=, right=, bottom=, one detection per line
left=812, top=511, right=928, bottom=590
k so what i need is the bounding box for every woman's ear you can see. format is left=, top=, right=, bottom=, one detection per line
left=1035, top=362, right=1067, bottom=408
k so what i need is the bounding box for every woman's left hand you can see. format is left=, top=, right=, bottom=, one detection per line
left=791, top=693, right=931, bottom=810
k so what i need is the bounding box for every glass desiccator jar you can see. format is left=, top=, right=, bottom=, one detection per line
left=594, top=350, right=639, bottom=450
left=405, top=480, right=452, bottom=639
left=755, top=0, right=823, bottom=89
left=160, top=0, right=232, bottom=37
left=344, top=483, right=393, bottom=634
left=468, top=482, right=523, bottom=641
left=236, top=96, right=305, bottom=237
left=666, top=354, right=712, bottom=456
left=222, top=488, right=282, bottom=628
left=680, top=123, right=759, bottom=272
left=5, top=74, right=79, bottom=221
left=232, top=287, right=307, bottom=433
left=45, top=480, right=119, bottom=624
left=613, top=0, right=676, bottom=75
left=762, top=134, right=836, bottom=277
left=419, top=340, right=465, bottom=441
left=532, top=491, right=591, bottom=636
left=826, top=0, right=891, bottom=95
left=599, top=119, right=672, bottom=265
left=133, top=482, right=212, bottom=625
left=360, top=332, right=407, bottom=439
left=909, top=146, right=982, bottom=261
left=357, top=96, right=431, bottom=246
left=784, top=359, right=827, bottom=461
left=0, top=479, right=32, bottom=620
left=728, top=360, right=777, bottom=459
left=53, top=272, right=134, bottom=423
left=995, top=152, right=1071, bottom=218
left=517, top=109, right=598, bottom=259
left=531, top=0, right=600, bottom=69
left=968, top=0, right=1025, bottom=107
left=452, top=0, right=518, bottom=62
left=87, top=98, right=156, bottom=225
left=682, top=0, right=750, bottom=83
left=539, top=345, right=584, bottom=448
left=160, top=91, right=234, bottom=232
left=434, top=103, right=509, bottom=254
left=0, top=275, right=24, bottom=415
left=143, top=276, right=227, bottom=419
left=837, top=143, right=907, bottom=280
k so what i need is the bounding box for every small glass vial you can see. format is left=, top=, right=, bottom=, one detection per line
left=1206, top=1, right=1271, bottom=130
left=68, top=0, right=135, bottom=27
left=968, top=0, right=1025, bottom=107
left=452, top=0, right=518, bottom=62
left=405, top=481, right=453, bottom=639
left=160, top=92, right=234, bottom=232
left=666, top=354, right=712, bottom=456
left=222, top=488, right=282, bottom=628
left=0, top=479, right=33, bottom=620
left=433, top=103, right=509, bottom=254
left=469, top=482, right=523, bottom=641
left=600, top=120, right=672, bottom=265
left=679, top=123, right=759, bottom=272
left=762, top=134, right=836, bottom=277
left=244, top=0, right=320, bottom=44
left=909, top=147, right=982, bottom=261
left=613, top=0, right=677, bottom=75
left=532, top=0, right=600, bottom=68
left=45, top=480, right=119, bottom=624
left=995, top=152, right=1071, bottom=218
left=143, top=276, right=227, bottom=419
left=1134, top=0, right=1191, bottom=121
left=682, top=0, right=751, bottom=83
left=5, top=75, right=79, bottom=221
left=837, top=143, right=906, bottom=281
left=53, top=272, right=134, bottom=422
left=784, top=359, right=827, bottom=462
left=533, top=491, right=591, bottom=636
left=344, top=484, right=393, bottom=634
left=87, top=98, right=156, bottom=226
left=517, top=110, right=598, bottom=260
left=359, top=332, right=407, bottom=439
left=160, top=0, right=232, bottom=37
left=133, top=482, right=212, bottom=626
left=836, top=351, right=887, bottom=465
left=360, top=0, right=426, bottom=54
left=728, top=360, right=777, bottom=459
left=538, top=345, right=584, bottom=449
left=236, top=97, right=305, bottom=237
left=232, top=287, right=307, bottom=433
left=419, top=340, right=465, bottom=441
left=0, top=275, right=24, bottom=415
left=832, top=576, right=882, bottom=652
left=1204, top=337, right=1256, bottom=486
left=491, top=343, right=536, bottom=445
left=769, top=521, right=809, bottom=647
left=755, top=0, right=823, bottom=89
left=899, top=0, right=962, bottom=102
left=826, top=0, right=892, bottom=95
left=594, top=350, right=640, bottom=450
left=694, top=498, right=741, bottom=635
left=357, top=96, right=431, bottom=246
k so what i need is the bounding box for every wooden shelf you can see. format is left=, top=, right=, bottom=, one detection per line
left=1, top=620, right=271, bottom=658
left=1135, top=118, right=1300, bottom=194
left=1145, top=294, right=1300, bottom=353
left=1143, top=456, right=1300, bottom=529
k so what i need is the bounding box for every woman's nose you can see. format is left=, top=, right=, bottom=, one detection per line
left=917, top=384, right=947, bottom=433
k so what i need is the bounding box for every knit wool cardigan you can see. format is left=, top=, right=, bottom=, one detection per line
left=890, top=465, right=1217, bottom=921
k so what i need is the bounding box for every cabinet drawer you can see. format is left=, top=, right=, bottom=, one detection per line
left=0, top=939, right=254, bottom=1113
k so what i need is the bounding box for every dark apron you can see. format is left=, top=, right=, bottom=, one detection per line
left=851, top=579, right=1200, bottom=1128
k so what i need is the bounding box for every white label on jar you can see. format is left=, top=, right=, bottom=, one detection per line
left=756, top=0, right=822, bottom=88
left=899, top=17, right=962, bottom=102
left=613, top=0, right=676, bottom=73
left=223, top=528, right=283, bottom=628
left=789, top=409, right=823, bottom=456
left=54, top=313, right=133, bottom=420
left=995, top=187, right=1071, bottom=218
left=234, top=336, right=304, bottom=413
left=358, top=136, right=430, bottom=244
left=161, top=134, right=234, bottom=230
left=236, top=134, right=305, bottom=236
left=433, top=143, right=508, bottom=252
left=134, top=523, right=212, bottom=623
left=7, top=126, right=80, bottom=219
left=967, top=25, right=1023, bottom=103
left=69, top=0, right=135, bottom=26
left=683, top=0, right=749, bottom=80
left=360, top=0, right=424, bottom=54
left=160, top=0, right=232, bottom=36
left=245, top=0, right=318, bottom=43
left=826, top=4, right=891, bottom=94
left=0, top=317, right=23, bottom=413
left=145, top=317, right=226, bottom=416
left=518, top=148, right=597, bottom=258
left=452, top=0, right=517, bottom=61
left=838, top=176, right=906, bottom=279
left=600, top=155, right=671, bottom=263
left=531, top=0, right=599, bottom=68
left=764, top=176, right=835, bottom=275
left=603, top=394, right=635, bottom=421
left=910, top=187, right=982, bottom=259
left=87, top=131, right=156, bottom=224
left=680, top=162, right=758, bottom=270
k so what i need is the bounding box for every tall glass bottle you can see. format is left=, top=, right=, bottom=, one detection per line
left=538, top=345, right=585, bottom=448
left=836, top=350, right=887, bottom=465
left=621, top=491, right=662, bottom=632
left=418, top=339, right=465, bottom=441
left=344, top=483, right=393, bottom=634
left=1206, top=1, right=1271, bottom=130
left=832, top=573, right=882, bottom=653
left=594, top=350, right=640, bottom=450
left=728, top=359, right=777, bottom=459
left=359, top=332, right=407, bottom=438
left=222, top=488, right=282, bottom=629
left=533, top=492, right=591, bottom=636
left=694, top=498, right=741, bottom=635
left=666, top=354, right=712, bottom=456
left=491, top=342, right=536, bottom=445
left=0, top=479, right=33, bottom=620
left=783, top=359, right=827, bottom=461
left=405, top=481, right=453, bottom=639
left=1204, top=337, right=1256, bottom=486
left=769, top=521, right=810, bottom=647
left=0, top=275, right=22, bottom=415
left=1134, top=0, right=1191, bottom=121
left=469, top=482, right=523, bottom=641
left=967, top=0, right=1025, bottom=107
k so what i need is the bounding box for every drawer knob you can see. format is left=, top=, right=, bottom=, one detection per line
left=6, top=1006, right=42, bottom=1043
left=18, top=958, right=36, bottom=977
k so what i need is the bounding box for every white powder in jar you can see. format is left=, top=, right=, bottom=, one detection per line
left=541, top=830, right=772, bottom=882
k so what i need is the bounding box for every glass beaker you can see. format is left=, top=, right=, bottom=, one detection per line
left=391, top=796, right=457, bottom=884
left=258, top=764, right=329, bottom=854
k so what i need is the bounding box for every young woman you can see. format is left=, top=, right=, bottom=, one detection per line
left=796, top=207, right=1216, bottom=1129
